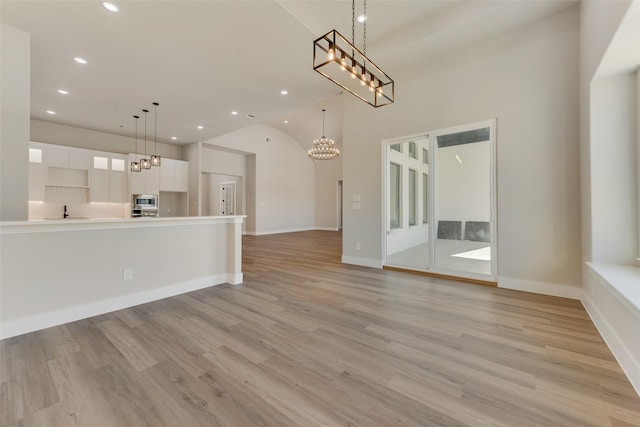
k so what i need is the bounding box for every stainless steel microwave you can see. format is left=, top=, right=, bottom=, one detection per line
left=132, top=194, right=157, bottom=208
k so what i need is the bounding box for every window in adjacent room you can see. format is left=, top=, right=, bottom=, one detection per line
left=409, top=168, right=417, bottom=226
left=390, top=162, right=402, bottom=229
left=423, top=173, right=428, bottom=224
left=409, top=142, right=417, bottom=159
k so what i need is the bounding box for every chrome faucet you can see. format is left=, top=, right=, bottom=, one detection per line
left=63, top=205, right=69, bottom=219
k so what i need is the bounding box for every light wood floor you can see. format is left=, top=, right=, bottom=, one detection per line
left=2, top=230, right=639, bottom=426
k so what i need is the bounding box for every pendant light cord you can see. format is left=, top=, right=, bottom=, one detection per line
left=322, top=109, right=326, bottom=137
left=351, top=0, right=355, bottom=46
left=363, top=0, right=367, bottom=56
left=153, top=102, right=159, bottom=155
left=134, top=115, right=139, bottom=158
left=143, top=109, right=148, bottom=157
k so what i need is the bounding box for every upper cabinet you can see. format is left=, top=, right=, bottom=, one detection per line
left=90, top=154, right=127, bottom=203
left=129, top=154, right=160, bottom=195
left=159, top=158, right=189, bottom=192
left=46, top=148, right=90, bottom=170
left=28, top=147, right=45, bottom=201
left=29, top=142, right=188, bottom=203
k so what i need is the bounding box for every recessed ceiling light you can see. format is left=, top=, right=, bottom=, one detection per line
left=284, top=120, right=288, bottom=124
left=197, top=125, right=204, bottom=129
left=171, top=136, right=177, bottom=140
left=46, top=110, right=56, bottom=115
left=280, top=90, right=288, bottom=95
left=231, top=111, right=238, bottom=115
left=101, top=1, right=119, bottom=12
left=57, top=89, right=69, bottom=95
left=73, top=57, right=87, bottom=64
left=246, top=114, right=256, bottom=119
left=357, top=14, right=367, bottom=23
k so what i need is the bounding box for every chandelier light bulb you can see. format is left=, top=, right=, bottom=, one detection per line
left=328, top=46, right=335, bottom=61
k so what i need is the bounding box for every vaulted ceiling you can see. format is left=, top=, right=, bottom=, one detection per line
left=1, top=0, right=577, bottom=152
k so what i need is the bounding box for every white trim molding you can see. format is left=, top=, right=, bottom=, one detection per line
left=582, top=263, right=640, bottom=396
left=341, top=255, right=383, bottom=269
left=498, top=276, right=582, bottom=300
left=0, top=275, right=227, bottom=340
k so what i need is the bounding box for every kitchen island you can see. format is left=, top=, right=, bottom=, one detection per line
left=0, top=215, right=245, bottom=339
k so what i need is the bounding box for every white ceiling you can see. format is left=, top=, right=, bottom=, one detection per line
left=1, top=0, right=578, bottom=150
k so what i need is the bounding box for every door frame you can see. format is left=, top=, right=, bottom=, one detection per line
left=220, top=180, right=236, bottom=216
left=382, top=119, right=497, bottom=282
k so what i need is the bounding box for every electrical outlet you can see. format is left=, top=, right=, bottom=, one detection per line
left=356, top=242, right=361, bottom=250
left=123, top=268, right=133, bottom=280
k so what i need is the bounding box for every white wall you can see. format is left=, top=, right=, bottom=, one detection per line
left=342, top=7, right=581, bottom=294
left=579, top=0, right=633, bottom=263
left=0, top=217, right=243, bottom=339
left=202, top=145, right=246, bottom=176
left=637, top=69, right=640, bottom=261
left=31, top=120, right=183, bottom=160
left=204, top=124, right=315, bottom=235
left=203, top=174, right=243, bottom=217
left=314, top=157, right=343, bottom=230
left=590, top=74, right=638, bottom=264
left=580, top=0, right=640, bottom=395
left=1, top=24, right=30, bottom=221
left=183, top=142, right=201, bottom=216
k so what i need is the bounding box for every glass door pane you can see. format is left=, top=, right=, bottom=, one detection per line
left=432, top=122, right=495, bottom=279
left=385, top=137, right=430, bottom=270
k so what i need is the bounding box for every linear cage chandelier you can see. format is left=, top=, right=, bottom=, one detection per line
left=130, top=102, right=161, bottom=172
left=309, top=109, right=340, bottom=160
left=313, top=0, right=394, bottom=108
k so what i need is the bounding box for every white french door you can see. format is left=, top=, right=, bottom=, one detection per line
left=383, top=120, right=497, bottom=281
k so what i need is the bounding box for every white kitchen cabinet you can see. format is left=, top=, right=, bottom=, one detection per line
left=46, top=147, right=90, bottom=170
left=90, top=169, right=110, bottom=202
left=91, top=154, right=127, bottom=202
left=159, top=159, right=174, bottom=191
left=159, top=158, right=189, bottom=192
left=109, top=171, right=126, bottom=202
left=70, top=151, right=90, bottom=170
left=175, top=161, right=189, bottom=192
left=29, top=162, right=45, bottom=201
left=129, top=154, right=159, bottom=195
left=47, top=148, right=69, bottom=168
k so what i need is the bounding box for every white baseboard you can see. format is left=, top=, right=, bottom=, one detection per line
left=227, top=272, right=243, bottom=285
left=0, top=274, right=227, bottom=340
left=341, top=255, right=383, bottom=269
left=245, top=227, right=316, bottom=236
left=582, top=292, right=640, bottom=397
left=244, top=227, right=341, bottom=236
left=498, top=276, right=582, bottom=299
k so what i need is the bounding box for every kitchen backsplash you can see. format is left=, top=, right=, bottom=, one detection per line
left=29, top=201, right=128, bottom=220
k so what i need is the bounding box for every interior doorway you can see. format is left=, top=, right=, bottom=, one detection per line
left=220, top=181, right=236, bottom=215
left=383, top=120, right=497, bottom=282
left=337, top=180, right=343, bottom=230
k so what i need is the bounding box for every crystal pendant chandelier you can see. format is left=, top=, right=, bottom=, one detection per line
left=313, top=0, right=394, bottom=107
left=130, top=115, right=141, bottom=172
left=308, top=109, right=340, bottom=160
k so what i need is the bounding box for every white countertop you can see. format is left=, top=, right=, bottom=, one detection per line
left=1, top=215, right=246, bottom=234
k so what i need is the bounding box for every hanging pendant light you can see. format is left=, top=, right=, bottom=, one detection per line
left=140, top=109, right=151, bottom=169
left=151, top=102, right=161, bottom=167
left=130, top=115, right=141, bottom=172
left=308, top=109, right=340, bottom=160
left=313, top=0, right=394, bottom=107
